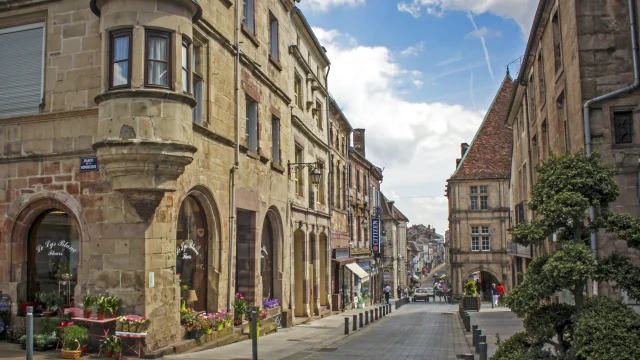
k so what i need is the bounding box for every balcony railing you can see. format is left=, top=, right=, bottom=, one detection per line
left=507, top=241, right=531, bottom=258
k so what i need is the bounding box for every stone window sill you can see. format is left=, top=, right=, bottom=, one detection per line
left=242, top=24, right=260, bottom=47
left=269, top=55, right=282, bottom=72
left=271, top=162, right=285, bottom=173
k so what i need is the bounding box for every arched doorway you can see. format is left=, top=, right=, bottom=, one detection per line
left=27, top=210, right=80, bottom=304
left=319, top=232, right=328, bottom=306
left=466, top=270, right=500, bottom=301
left=309, top=231, right=317, bottom=315
left=176, top=195, right=208, bottom=311
left=260, top=207, right=283, bottom=302
left=293, top=229, right=305, bottom=317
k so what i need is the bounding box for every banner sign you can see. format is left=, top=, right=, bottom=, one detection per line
left=371, top=218, right=380, bottom=253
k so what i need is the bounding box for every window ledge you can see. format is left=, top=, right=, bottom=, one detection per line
left=219, top=0, right=232, bottom=8
left=246, top=150, right=260, bottom=160
left=271, top=162, right=285, bottom=173
left=241, top=24, right=260, bottom=47
left=95, top=89, right=196, bottom=108
left=269, top=55, right=282, bottom=72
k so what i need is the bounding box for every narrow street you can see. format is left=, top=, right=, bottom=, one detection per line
left=168, top=302, right=471, bottom=360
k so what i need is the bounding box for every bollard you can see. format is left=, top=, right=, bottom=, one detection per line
left=370, top=309, right=374, bottom=321
left=477, top=334, right=486, bottom=354
left=359, top=313, right=363, bottom=328
left=352, top=315, right=357, bottom=331
left=344, top=317, right=350, bottom=334
left=26, top=306, right=33, bottom=360
left=365, top=311, right=369, bottom=325
left=463, top=354, right=474, bottom=360
left=479, top=342, right=488, bottom=360
left=251, top=306, right=258, bottom=360
left=382, top=306, right=386, bottom=316
left=375, top=308, right=378, bottom=320
left=464, top=314, right=471, bottom=332
left=472, top=325, right=479, bottom=346
left=473, top=328, right=481, bottom=349
left=388, top=304, right=392, bottom=313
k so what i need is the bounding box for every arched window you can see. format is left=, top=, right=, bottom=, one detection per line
left=176, top=195, right=208, bottom=311
left=27, top=210, right=80, bottom=304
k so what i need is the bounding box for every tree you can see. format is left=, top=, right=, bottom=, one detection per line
left=492, top=151, right=640, bottom=360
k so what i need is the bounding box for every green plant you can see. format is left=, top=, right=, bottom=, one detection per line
left=82, top=294, right=95, bottom=308
left=95, top=295, right=109, bottom=313
left=39, top=318, right=59, bottom=335
left=62, top=325, right=88, bottom=351
left=19, top=335, right=26, bottom=346
left=233, top=293, right=248, bottom=319
left=34, top=333, right=57, bottom=348
left=100, top=335, right=120, bottom=352
left=463, top=280, right=477, bottom=297
left=37, top=291, right=63, bottom=311
left=107, top=296, right=122, bottom=313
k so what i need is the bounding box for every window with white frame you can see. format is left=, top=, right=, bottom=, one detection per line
left=471, top=226, right=480, bottom=251
left=480, top=185, right=488, bottom=210
left=243, top=0, right=255, bottom=34
left=0, top=23, right=45, bottom=118
left=192, top=45, right=204, bottom=124
left=481, top=226, right=490, bottom=251
left=245, top=95, right=258, bottom=152
left=271, top=116, right=280, bottom=163
left=181, top=39, right=189, bottom=93
left=470, top=186, right=478, bottom=210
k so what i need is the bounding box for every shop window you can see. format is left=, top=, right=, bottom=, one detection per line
left=27, top=210, right=80, bottom=304
left=176, top=195, right=208, bottom=312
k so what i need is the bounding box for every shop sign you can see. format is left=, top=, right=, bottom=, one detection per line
left=370, top=218, right=380, bottom=253
left=176, top=241, right=200, bottom=259
left=36, top=240, right=78, bottom=257
left=383, top=274, right=393, bottom=282
left=350, top=248, right=371, bottom=257
left=79, top=157, right=98, bottom=172
left=333, top=247, right=350, bottom=259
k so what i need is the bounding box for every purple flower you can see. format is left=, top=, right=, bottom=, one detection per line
left=0, top=303, right=8, bottom=312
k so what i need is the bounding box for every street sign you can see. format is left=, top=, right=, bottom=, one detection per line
left=371, top=218, right=380, bottom=253
left=80, top=157, right=98, bottom=172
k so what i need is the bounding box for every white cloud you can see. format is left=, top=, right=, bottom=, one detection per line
left=397, top=0, right=539, bottom=34
left=300, top=0, right=366, bottom=12
left=413, top=79, right=424, bottom=88
left=315, top=27, right=484, bottom=233
left=400, top=41, right=425, bottom=56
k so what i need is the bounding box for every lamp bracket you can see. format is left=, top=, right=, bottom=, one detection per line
left=288, top=161, right=319, bottom=174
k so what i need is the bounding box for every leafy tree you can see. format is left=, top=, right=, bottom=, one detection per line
left=492, top=152, right=640, bottom=360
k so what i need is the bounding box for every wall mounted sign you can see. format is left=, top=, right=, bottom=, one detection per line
left=36, top=240, right=78, bottom=257
left=333, top=247, right=350, bottom=259
left=176, top=240, right=200, bottom=260
left=370, top=218, right=380, bottom=253
left=80, top=157, right=98, bottom=172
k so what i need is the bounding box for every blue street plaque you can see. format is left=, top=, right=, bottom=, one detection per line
left=80, top=157, right=98, bottom=172
left=371, top=218, right=380, bottom=253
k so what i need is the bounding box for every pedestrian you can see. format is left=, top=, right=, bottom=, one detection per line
left=475, top=279, right=481, bottom=295
left=491, top=283, right=499, bottom=307
left=397, top=285, right=402, bottom=299
left=497, top=283, right=505, bottom=306
left=384, top=283, right=391, bottom=304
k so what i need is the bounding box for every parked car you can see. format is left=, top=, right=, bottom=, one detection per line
left=412, top=287, right=435, bottom=302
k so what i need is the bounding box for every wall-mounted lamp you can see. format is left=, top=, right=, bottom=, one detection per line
left=288, top=161, right=322, bottom=185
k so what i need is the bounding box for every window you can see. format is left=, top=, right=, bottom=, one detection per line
left=271, top=116, right=280, bottom=163
left=243, top=0, right=255, bottom=34
left=481, top=226, right=490, bottom=251
left=245, top=95, right=258, bottom=152
left=192, top=46, right=204, bottom=124
left=0, top=23, right=45, bottom=118
left=145, top=30, right=171, bottom=88
left=471, top=226, right=480, bottom=252
left=613, top=110, right=633, bottom=144
left=295, top=145, right=304, bottom=196
left=542, top=120, right=550, bottom=158
left=557, top=91, right=569, bottom=152
left=269, top=12, right=279, bottom=62
left=537, top=51, right=545, bottom=103
left=176, top=195, right=208, bottom=311
left=356, top=170, right=360, bottom=192
left=528, top=74, right=536, bottom=122
left=552, top=11, right=562, bottom=73
left=479, top=186, right=488, bottom=210
left=315, top=100, right=323, bottom=128
left=110, top=29, right=132, bottom=89
left=470, top=186, right=478, bottom=210
left=294, top=73, right=303, bottom=109
left=318, top=161, right=325, bottom=205
left=182, top=39, right=190, bottom=93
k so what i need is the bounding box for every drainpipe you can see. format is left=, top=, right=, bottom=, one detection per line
left=325, top=66, right=332, bottom=308
left=583, top=0, right=639, bottom=296
left=228, top=0, right=242, bottom=311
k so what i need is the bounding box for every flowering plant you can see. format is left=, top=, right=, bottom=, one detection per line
left=262, top=299, right=279, bottom=309
left=255, top=307, right=268, bottom=326
left=221, top=309, right=233, bottom=323
left=233, top=293, right=247, bottom=323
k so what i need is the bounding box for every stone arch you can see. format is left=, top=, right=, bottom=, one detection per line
left=4, top=193, right=88, bottom=304
left=176, top=185, right=222, bottom=312
left=462, top=267, right=501, bottom=300
left=260, top=206, right=284, bottom=303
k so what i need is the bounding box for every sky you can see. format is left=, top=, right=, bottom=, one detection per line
left=298, top=0, right=539, bottom=235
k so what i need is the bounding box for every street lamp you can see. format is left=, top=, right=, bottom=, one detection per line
left=288, top=160, right=322, bottom=186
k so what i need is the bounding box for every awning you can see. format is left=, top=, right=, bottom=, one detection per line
left=412, top=274, right=420, bottom=281
left=345, top=262, right=370, bottom=283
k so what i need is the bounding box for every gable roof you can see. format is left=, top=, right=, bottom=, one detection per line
left=393, top=207, right=409, bottom=222
left=450, top=73, right=514, bottom=180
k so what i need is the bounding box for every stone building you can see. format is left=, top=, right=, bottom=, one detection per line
left=446, top=74, right=514, bottom=298
left=505, top=0, right=640, bottom=304
left=0, top=0, right=333, bottom=351
left=379, top=193, right=409, bottom=297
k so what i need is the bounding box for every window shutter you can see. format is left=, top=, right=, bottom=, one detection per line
left=0, top=25, right=44, bottom=118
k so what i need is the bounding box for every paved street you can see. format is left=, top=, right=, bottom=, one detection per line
left=169, top=302, right=472, bottom=360
left=467, top=306, right=524, bottom=357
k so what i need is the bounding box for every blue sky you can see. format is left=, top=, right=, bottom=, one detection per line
left=298, top=0, right=538, bottom=234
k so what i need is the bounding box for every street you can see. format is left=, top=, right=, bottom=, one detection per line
left=168, top=302, right=472, bottom=360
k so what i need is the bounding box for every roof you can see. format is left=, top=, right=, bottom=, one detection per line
left=393, top=207, right=409, bottom=222
left=349, top=147, right=383, bottom=180
left=329, top=97, right=353, bottom=131
left=292, top=7, right=331, bottom=66
left=450, top=73, right=514, bottom=180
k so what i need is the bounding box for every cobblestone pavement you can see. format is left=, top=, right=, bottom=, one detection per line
left=170, top=302, right=472, bottom=360
left=467, top=306, right=524, bottom=357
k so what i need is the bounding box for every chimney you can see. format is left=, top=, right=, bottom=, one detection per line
left=461, top=143, right=469, bottom=157
left=353, top=128, right=366, bottom=157
left=456, top=158, right=461, bottom=167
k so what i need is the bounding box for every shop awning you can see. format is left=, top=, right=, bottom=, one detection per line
left=412, top=274, right=420, bottom=281
left=345, top=262, right=370, bottom=282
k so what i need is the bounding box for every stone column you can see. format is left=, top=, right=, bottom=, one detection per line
left=312, top=228, right=320, bottom=315
left=303, top=224, right=311, bottom=317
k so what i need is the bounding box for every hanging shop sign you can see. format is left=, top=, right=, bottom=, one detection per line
left=370, top=218, right=380, bottom=253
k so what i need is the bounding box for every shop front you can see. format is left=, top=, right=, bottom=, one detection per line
left=331, top=248, right=354, bottom=312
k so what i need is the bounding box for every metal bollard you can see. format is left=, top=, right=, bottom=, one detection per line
left=251, top=306, right=258, bottom=360
left=26, top=306, right=33, bottom=360
left=344, top=317, right=349, bottom=334
left=365, top=311, right=369, bottom=325
left=463, top=354, right=474, bottom=360
left=472, top=325, right=479, bottom=346
left=375, top=308, right=378, bottom=320
left=477, top=334, right=486, bottom=354
left=382, top=306, right=386, bottom=316
left=388, top=304, right=392, bottom=313
left=473, top=328, right=481, bottom=349
left=479, top=342, right=488, bottom=360
left=352, top=315, right=357, bottom=331
left=464, top=314, right=471, bottom=332
left=359, top=313, right=363, bottom=328
left=370, top=309, right=374, bottom=321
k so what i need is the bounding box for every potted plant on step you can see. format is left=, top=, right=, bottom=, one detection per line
left=112, top=336, right=122, bottom=360
left=233, top=293, right=247, bottom=326
left=37, top=291, right=63, bottom=317
left=95, top=295, right=109, bottom=320
left=61, top=325, right=88, bottom=359
left=462, top=280, right=481, bottom=311
left=82, top=294, right=95, bottom=318
left=100, top=335, right=118, bottom=358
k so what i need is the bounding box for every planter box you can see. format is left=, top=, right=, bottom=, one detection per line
left=462, top=297, right=481, bottom=311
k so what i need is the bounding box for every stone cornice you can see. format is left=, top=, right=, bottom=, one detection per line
left=94, top=90, right=197, bottom=108
left=292, top=114, right=329, bottom=151
left=0, top=108, right=98, bottom=125
left=193, top=123, right=235, bottom=148
left=0, top=149, right=94, bottom=164
left=240, top=54, right=291, bottom=104
left=290, top=203, right=331, bottom=219
left=288, top=45, right=328, bottom=97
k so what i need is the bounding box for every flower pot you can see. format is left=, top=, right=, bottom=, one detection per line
left=233, top=319, right=243, bottom=326
left=462, top=297, right=481, bottom=311
left=249, top=324, right=260, bottom=340
left=114, top=353, right=122, bottom=360
left=83, top=310, right=92, bottom=318
left=225, top=320, right=232, bottom=327
left=122, top=323, right=130, bottom=332
left=43, top=311, right=56, bottom=317
left=216, top=323, right=224, bottom=331
left=186, top=330, right=201, bottom=340
left=104, top=350, right=113, bottom=358
left=115, top=322, right=123, bottom=332
left=97, top=312, right=105, bottom=320
left=110, top=309, right=118, bottom=318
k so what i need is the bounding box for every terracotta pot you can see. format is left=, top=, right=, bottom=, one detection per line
left=83, top=310, right=92, bottom=318
left=114, top=353, right=122, bottom=360
left=43, top=311, right=56, bottom=317
left=104, top=350, right=113, bottom=358
left=110, top=310, right=118, bottom=318
left=97, top=312, right=105, bottom=320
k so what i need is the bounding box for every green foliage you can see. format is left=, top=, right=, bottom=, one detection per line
left=504, top=255, right=558, bottom=317
left=38, top=318, right=60, bottom=335
left=510, top=221, right=548, bottom=246
left=594, top=253, right=640, bottom=300
left=95, top=295, right=110, bottom=313
left=573, top=296, right=640, bottom=360
left=523, top=304, right=574, bottom=350
left=36, top=291, right=63, bottom=311
left=463, top=280, right=477, bottom=297
left=82, top=294, right=95, bottom=308
left=62, top=325, right=88, bottom=351
left=490, top=332, right=556, bottom=360
left=605, top=212, right=640, bottom=249
left=541, top=242, right=595, bottom=291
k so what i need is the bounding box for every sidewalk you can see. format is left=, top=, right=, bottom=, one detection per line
left=466, top=303, right=524, bottom=357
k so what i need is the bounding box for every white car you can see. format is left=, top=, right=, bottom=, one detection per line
left=412, top=287, right=435, bottom=302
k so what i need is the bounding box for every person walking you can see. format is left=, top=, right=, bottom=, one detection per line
left=397, top=285, right=402, bottom=300
left=491, top=283, right=499, bottom=307
left=497, top=283, right=505, bottom=306
left=404, top=286, right=409, bottom=298
left=384, top=283, right=391, bottom=304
